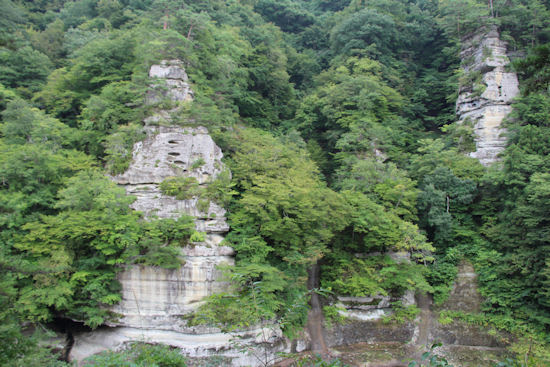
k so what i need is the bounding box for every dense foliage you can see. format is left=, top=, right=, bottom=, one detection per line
left=1, top=0, right=550, bottom=364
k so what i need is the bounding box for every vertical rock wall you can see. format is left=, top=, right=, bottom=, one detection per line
left=70, top=62, right=248, bottom=364
left=108, top=63, right=232, bottom=331
left=456, top=27, right=519, bottom=166
left=109, top=126, right=234, bottom=329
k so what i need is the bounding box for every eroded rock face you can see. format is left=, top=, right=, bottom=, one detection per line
left=427, top=261, right=511, bottom=366
left=70, top=326, right=290, bottom=367
left=457, top=27, right=519, bottom=166
left=103, top=63, right=231, bottom=328
left=147, top=59, right=193, bottom=103
left=109, top=125, right=232, bottom=329
left=113, top=126, right=229, bottom=232
left=69, top=61, right=295, bottom=366
left=108, top=62, right=232, bottom=331
left=441, top=261, right=483, bottom=313
left=109, top=241, right=235, bottom=331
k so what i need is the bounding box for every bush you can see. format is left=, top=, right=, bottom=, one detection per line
left=160, top=177, right=200, bottom=200
left=85, top=343, right=187, bottom=366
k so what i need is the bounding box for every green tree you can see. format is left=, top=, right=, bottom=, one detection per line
left=28, top=19, right=66, bottom=65
left=36, top=31, right=138, bottom=121
left=194, top=128, right=348, bottom=333
left=0, top=0, right=24, bottom=47
left=418, top=167, right=477, bottom=247
left=254, top=0, right=314, bottom=33
left=330, top=8, right=400, bottom=59
left=0, top=46, right=52, bottom=96
left=13, top=170, right=196, bottom=326
left=437, top=0, right=489, bottom=39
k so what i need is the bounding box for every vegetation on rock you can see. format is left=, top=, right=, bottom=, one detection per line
left=1, top=0, right=550, bottom=364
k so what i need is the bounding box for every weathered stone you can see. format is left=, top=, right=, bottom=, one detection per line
left=70, top=60, right=293, bottom=367
left=436, top=345, right=512, bottom=367
left=114, top=126, right=224, bottom=186
left=109, top=243, right=235, bottom=330
left=430, top=321, right=509, bottom=348
left=337, top=295, right=392, bottom=310
left=325, top=320, right=416, bottom=347
left=149, top=60, right=189, bottom=80
left=104, top=63, right=232, bottom=332
left=112, top=125, right=229, bottom=230
left=147, top=60, right=193, bottom=103
left=441, top=261, right=483, bottom=313
left=70, top=326, right=289, bottom=366
left=457, top=27, right=519, bottom=166
left=108, top=124, right=232, bottom=332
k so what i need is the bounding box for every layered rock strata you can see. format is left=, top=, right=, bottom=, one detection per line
left=70, top=62, right=265, bottom=365
left=431, top=261, right=511, bottom=366
left=148, top=59, right=194, bottom=103
left=145, top=59, right=194, bottom=124
left=321, top=260, right=510, bottom=367
left=109, top=66, right=231, bottom=329
left=114, top=125, right=229, bottom=232
left=457, top=27, right=519, bottom=166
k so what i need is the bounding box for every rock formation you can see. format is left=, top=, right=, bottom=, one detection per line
left=69, top=61, right=276, bottom=365
left=456, top=27, right=519, bottom=166
left=145, top=59, right=194, bottom=124
left=148, top=59, right=194, bottom=103
left=114, top=125, right=229, bottom=232
left=316, top=262, right=511, bottom=367
left=431, top=261, right=511, bottom=366
left=70, top=58, right=514, bottom=367
left=108, top=62, right=231, bottom=331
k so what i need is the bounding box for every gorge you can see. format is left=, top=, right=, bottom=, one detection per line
left=69, top=45, right=515, bottom=365
left=2, top=0, right=549, bottom=366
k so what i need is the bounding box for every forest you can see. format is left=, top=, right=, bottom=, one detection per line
left=0, top=0, right=550, bottom=366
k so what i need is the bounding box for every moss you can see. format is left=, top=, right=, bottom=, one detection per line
left=323, top=305, right=348, bottom=328
left=382, top=302, right=420, bottom=324
left=459, top=70, right=484, bottom=93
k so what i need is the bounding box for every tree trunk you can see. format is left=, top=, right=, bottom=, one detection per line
left=163, top=11, right=168, bottom=30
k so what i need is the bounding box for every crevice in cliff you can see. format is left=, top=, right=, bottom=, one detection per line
left=306, top=262, right=329, bottom=357
left=51, top=317, right=91, bottom=362
left=414, top=293, right=432, bottom=349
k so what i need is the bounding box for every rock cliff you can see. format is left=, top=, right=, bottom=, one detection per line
left=145, top=59, right=194, bottom=124
left=70, top=58, right=512, bottom=367
left=70, top=62, right=258, bottom=364
left=318, top=262, right=511, bottom=367
left=456, top=27, right=519, bottom=166
left=114, top=125, right=229, bottom=232
left=109, top=63, right=231, bottom=331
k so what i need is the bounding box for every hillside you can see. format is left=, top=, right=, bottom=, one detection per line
left=1, top=0, right=550, bottom=366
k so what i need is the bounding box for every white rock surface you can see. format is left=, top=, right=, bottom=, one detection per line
left=112, top=125, right=229, bottom=232
left=71, top=61, right=286, bottom=367
left=114, top=126, right=224, bottom=187
left=109, top=241, right=235, bottom=330
left=109, top=127, right=232, bottom=330
left=456, top=27, right=519, bottom=166
left=150, top=60, right=190, bottom=80
left=336, top=290, right=416, bottom=322
left=70, top=326, right=289, bottom=366
left=338, top=308, right=387, bottom=321
left=147, top=59, right=193, bottom=104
